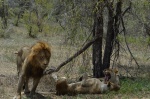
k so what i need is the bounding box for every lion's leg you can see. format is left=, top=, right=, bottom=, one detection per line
left=24, top=77, right=30, bottom=94
left=17, top=64, right=21, bottom=77
left=16, top=56, right=22, bottom=77
left=15, top=74, right=25, bottom=99
left=81, top=78, right=95, bottom=87
left=30, top=78, right=40, bottom=96
left=80, top=73, right=90, bottom=87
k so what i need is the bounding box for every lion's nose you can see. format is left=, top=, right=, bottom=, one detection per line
left=43, top=63, right=48, bottom=69
left=44, top=63, right=48, bottom=66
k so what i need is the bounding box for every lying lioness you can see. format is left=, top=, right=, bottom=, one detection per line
left=52, top=68, right=120, bottom=95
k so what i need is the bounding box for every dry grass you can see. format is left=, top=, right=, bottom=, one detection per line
left=0, top=25, right=150, bottom=99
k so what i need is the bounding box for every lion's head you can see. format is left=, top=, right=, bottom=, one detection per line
left=28, top=41, right=51, bottom=69
left=56, top=77, right=69, bottom=95
left=103, top=68, right=120, bottom=86
left=14, top=41, right=51, bottom=99
left=103, top=68, right=120, bottom=91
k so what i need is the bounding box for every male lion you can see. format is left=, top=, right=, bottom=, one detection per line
left=52, top=68, right=120, bottom=95
left=13, top=41, right=51, bottom=99
left=15, top=46, right=30, bottom=77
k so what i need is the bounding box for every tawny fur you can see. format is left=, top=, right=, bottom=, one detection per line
left=15, top=46, right=30, bottom=76
left=54, top=69, right=120, bottom=95
left=13, top=41, right=51, bottom=99
left=103, top=68, right=120, bottom=86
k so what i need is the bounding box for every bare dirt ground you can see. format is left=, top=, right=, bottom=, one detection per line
left=0, top=26, right=63, bottom=99
left=0, top=26, right=150, bottom=99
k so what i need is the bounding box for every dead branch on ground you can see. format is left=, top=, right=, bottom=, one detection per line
left=44, top=37, right=100, bottom=75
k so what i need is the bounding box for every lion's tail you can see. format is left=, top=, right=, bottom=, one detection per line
left=14, top=51, right=18, bottom=54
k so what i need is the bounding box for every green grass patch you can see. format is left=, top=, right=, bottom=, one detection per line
left=117, top=35, right=150, bottom=45
left=99, top=77, right=150, bottom=99
left=119, top=78, right=150, bottom=94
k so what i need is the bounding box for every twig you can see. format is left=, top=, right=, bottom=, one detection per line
left=147, top=57, right=150, bottom=60
left=119, top=65, right=133, bottom=78
left=81, top=31, right=92, bottom=47
left=129, top=3, right=150, bottom=37
left=120, top=16, right=140, bottom=69
left=44, top=37, right=100, bottom=75
left=122, top=1, right=131, bottom=16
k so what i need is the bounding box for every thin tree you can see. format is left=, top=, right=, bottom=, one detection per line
left=1, top=0, right=8, bottom=29
left=93, top=0, right=122, bottom=77
left=92, top=1, right=104, bottom=78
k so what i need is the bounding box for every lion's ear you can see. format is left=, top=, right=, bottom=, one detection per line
left=31, top=48, right=39, bottom=54
left=114, top=68, right=118, bottom=74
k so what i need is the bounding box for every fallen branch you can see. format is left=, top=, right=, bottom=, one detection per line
left=44, top=37, right=100, bottom=75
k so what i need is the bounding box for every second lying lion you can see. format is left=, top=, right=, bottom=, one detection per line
left=53, top=68, right=120, bottom=95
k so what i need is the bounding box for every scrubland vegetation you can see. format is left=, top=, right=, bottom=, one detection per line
left=0, top=0, right=150, bottom=99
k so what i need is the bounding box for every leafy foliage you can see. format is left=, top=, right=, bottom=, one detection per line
left=52, top=0, right=94, bottom=44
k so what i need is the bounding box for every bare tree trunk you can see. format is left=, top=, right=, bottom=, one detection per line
left=103, top=2, right=114, bottom=69
left=15, top=9, right=24, bottom=26
left=92, top=1, right=104, bottom=78
left=45, top=0, right=123, bottom=77
left=103, top=1, right=122, bottom=69
left=2, top=0, right=8, bottom=29
left=28, top=11, right=36, bottom=38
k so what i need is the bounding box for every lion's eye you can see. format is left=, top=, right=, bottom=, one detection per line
left=40, top=56, right=44, bottom=60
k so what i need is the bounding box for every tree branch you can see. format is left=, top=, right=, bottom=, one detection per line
left=120, top=16, right=140, bottom=70
left=44, top=36, right=100, bottom=75
left=122, top=1, right=131, bottom=16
